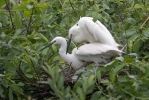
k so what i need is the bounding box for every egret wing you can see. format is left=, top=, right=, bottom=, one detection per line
left=74, top=43, right=121, bottom=56
left=79, top=17, right=118, bottom=48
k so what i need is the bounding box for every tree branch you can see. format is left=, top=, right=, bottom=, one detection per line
left=68, top=0, right=78, bottom=17
left=5, top=0, right=15, bottom=30
left=141, top=15, right=149, bottom=27
left=25, top=49, right=40, bottom=80
left=26, top=6, right=34, bottom=35
left=17, top=60, right=30, bottom=83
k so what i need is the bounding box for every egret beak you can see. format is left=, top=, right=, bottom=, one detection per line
left=40, top=41, right=56, bottom=51
left=66, top=34, right=72, bottom=54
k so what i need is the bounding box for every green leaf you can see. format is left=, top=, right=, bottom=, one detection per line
left=0, top=86, right=4, bottom=98
left=5, top=72, right=15, bottom=78
left=124, top=28, right=137, bottom=37
left=0, top=0, right=9, bottom=8
left=37, top=33, right=49, bottom=43
left=133, top=39, right=142, bottom=52
left=134, top=4, right=143, bottom=9
left=96, top=69, right=101, bottom=81
left=75, top=68, right=85, bottom=75
left=77, top=87, right=85, bottom=100
left=88, top=75, right=95, bottom=85
left=0, top=79, right=8, bottom=88
left=10, top=84, right=23, bottom=94
left=60, top=17, right=69, bottom=26
left=57, top=76, right=64, bottom=89
left=124, top=56, right=135, bottom=63
left=25, top=74, right=33, bottom=78
left=115, top=56, right=124, bottom=62
left=13, top=29, right=22, bottom=39
left=118, top=76, right=128, bottom=82
left=113, top=63, right=126, bottom=74
left=9, top=88, right=13, bottom=100
left=0, top=22, right=2, bottom=28
left=128, top=53, right=137, bottom=58
left=92, top=12, right=99, bottom=22
left=110, top=71, right=116, bottom=83
left=13, top=5, right=26, bottom=10
left=5, top=61, right=17, bottom=71
left=100, top=79, right=109, bottom=84
left=102, top=60, right=119, bottom=72
left=125, top=18, right=136, bottom=25
left=18, top=82, right=25, bottom=86
left=14, top=13, right=22, bottom=29
left=35, top=3, right=48, bottom=8
left=90, top=91, right=101, bottom=100
left=142, top=28, right=149, bottom=38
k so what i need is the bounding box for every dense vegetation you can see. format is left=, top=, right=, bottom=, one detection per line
left=0, top=0, right=149, bottom=99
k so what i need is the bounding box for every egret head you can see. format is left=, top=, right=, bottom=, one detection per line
left=68, top=24, right=80, bottom=39
left=67, top=24, right=81, bottom=54
left=40, top=37, right=65, bottom=52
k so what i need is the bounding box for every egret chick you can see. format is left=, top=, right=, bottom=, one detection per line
left=67, top=17, right=119, bottom=53
left=40, top=37, right=122, bottom=68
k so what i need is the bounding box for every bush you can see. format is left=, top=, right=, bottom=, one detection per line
left=0, top=0, right=149, bottom=99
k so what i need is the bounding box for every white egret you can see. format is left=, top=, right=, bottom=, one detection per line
left=67, top=17, right=119, bottom=53
left=40, top=37, right=122, bottom=69
left=40, top=37, right=84, bottom=69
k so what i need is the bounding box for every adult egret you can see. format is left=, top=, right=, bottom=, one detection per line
left=67, top=17, right=119, bottom=53
left=40, top=37, right=122, bottom=69
left=40, top=37, right=84, bottom=69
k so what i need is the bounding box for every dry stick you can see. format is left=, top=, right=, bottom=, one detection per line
left=121, top=44, right=127, bottom=51
left=5, top=0, right=15, bottom=30
left=68, top=0, right=78, bottom=17
left=141, top=15, right=149, bottom=27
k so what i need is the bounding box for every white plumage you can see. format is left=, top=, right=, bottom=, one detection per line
left=68, top=17, right=119, bottom=49
left=40, top=37, right=122, bottom=69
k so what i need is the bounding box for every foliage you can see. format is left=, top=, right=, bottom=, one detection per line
left=0, top=0, right=149, bottom=99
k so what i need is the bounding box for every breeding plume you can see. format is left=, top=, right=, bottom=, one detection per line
left=40, top=37, right=122, bottom=69
left=67, top=17, right=119, bottom=52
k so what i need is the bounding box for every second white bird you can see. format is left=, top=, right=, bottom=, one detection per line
left=40, top=37, right=122, bottom=69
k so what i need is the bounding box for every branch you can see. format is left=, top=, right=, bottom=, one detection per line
left=68, top=0, right=78, bottom=17
left=25, top=49, right=40, bottom=80
left=5, top=0, right=15, bottom=30
left=26, top=6, right=34, bottom=35
left=141, top=15, right=149, bottom=27
left=17, top=60, right=30, bottom=83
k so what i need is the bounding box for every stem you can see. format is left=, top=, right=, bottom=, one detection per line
left=141, top=15, right=149, bottom=27
left=26, top=6, right=34, bottom=35
left=68, top=0, right=78, bottom=17
left=17, top=60, right=30, bottom=83
left=5, top=0, right=15, bottom=30
left=83, top=0, right=87, bottom=10
left=25, top=49, right=40, bottom=80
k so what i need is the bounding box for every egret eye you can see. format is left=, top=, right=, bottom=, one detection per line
left=76, top=23, right=78, bottom=26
